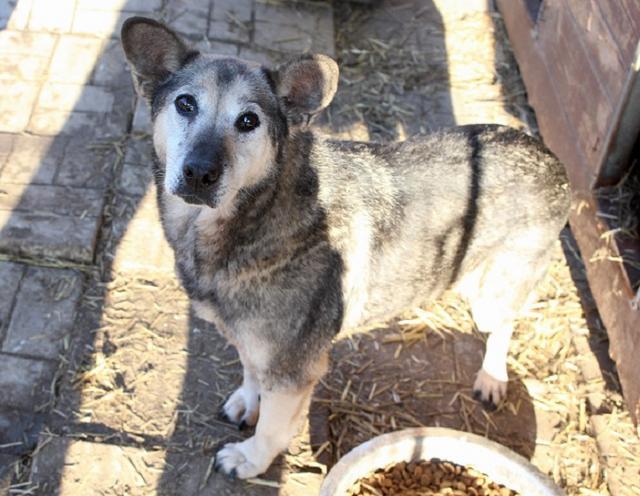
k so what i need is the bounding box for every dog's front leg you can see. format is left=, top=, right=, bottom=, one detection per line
left=215, top=382, right=314, bottom=479
left=220, top=363, right=260, bottom=429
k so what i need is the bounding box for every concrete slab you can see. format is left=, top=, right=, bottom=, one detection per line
left=0, top=135, right=67, bottom=185
left=2, top=266, right=83, bottom=360
left=0, top=354, right=56, bottom=410
left=30, top=437, right=278, bottom=496
left=0, top=262, right=24, bottom=342
left=0, top=406, right=45, bottom=455
left=0, top=183, right=104, bottom=263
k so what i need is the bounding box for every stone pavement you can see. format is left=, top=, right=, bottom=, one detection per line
left=0, top=0, right=333, bottom=494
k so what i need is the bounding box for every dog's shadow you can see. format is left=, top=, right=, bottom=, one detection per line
left=309, top=325, right=538, bottom=469
left=156, top=310, right=538, bottom=495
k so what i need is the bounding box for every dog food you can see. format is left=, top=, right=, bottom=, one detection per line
left=347, top=459, right=519, bottom=496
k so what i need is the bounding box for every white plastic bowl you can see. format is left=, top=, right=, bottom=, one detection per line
left=320, top=427, right=564, bottom=496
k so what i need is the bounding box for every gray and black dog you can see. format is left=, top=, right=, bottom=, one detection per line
left=121, top=17, right=570, bottom=479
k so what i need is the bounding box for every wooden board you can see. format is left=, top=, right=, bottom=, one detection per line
left=497, top=0, right=640, bottom=423
left=570, top=195, right=640, bottom=423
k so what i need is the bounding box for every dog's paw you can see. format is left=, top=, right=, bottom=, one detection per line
left=219, top=385, right=259, bottom=429
left=473, top=368, right=507, bottom=411
left=215, top=439, right=269, bottom=479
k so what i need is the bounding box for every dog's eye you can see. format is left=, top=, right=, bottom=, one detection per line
left=235, top=112, right=260, bottom=132
left=175, top=94, right=197, bottom=115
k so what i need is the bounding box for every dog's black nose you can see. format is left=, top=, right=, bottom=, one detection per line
left=183, top=162, right=221, bottom=190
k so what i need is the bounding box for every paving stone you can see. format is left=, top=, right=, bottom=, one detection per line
left=2, top=266, right=83, bottom=360
left=131, top=99, right=151, bottom=134
left=30, top=438, right=275, bottom=496
left=55, top=136, right=118, bottom=188
left=0, top=0, right=12, bottom=28
left=166, top=0, right=210, bottom=39
left=48, top=35, right=103, bottom=84
left=28, top=0, right=75, bottom=33
left=0, top=183, right=104, bottom=218
left=0, top=354, right=55, bottom=409
left=254, top=1, right=316, bottom=31
left=37, top=84, right=115, bottom=113
left=71, top=9, right=151, bottom=39
left=101, top=85, right=136, bottom=137
left=31, top=438, right=165, bottom=495
left=254, top=1, right=334, bottom=54
left=0, top=30, right=57, bottom=56
left=212, top=0, right=252, bottom=23
left=27, top=109, right=104, bottom=137
left=0, top=52, right=50, bottom=81
left=0, top=210, right=102, bottom=263
left=0, top=262, right=24, bottom=342
left=92, top=39, right=133, bottom=87
left=123, top=134, right=153, bottom=165
left=0, top=135, right=67, bottom=184
left=1, top=0, right=31, bottom=30
left=209, top=19, right=250, bottom=43
left=118, top=162, right=153, bottom=197
left=253, top=22, right=313, bottom=53
left=77, top=0, right=163, bottom=12
left=238, top=46, right=277, bottom=66
left=0, top=134, right=14, bottom=171
left=0, top=406, right=45, bottom=455
left=208, top=0, right=252, bottom=43
left=194, top=38, right=240, bottom=56
left=0, top=80, right=40, bottom=132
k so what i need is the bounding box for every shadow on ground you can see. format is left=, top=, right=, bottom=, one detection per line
left=311, top=326, right=537, bottom=466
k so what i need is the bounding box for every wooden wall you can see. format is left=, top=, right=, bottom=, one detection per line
left=497, top=0, right=640, bottom=423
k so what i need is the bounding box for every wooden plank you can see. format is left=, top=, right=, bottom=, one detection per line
left=596, top=0, right=640, bottom=63
left=565, top=0, right=626, bottom=101
left=537, top=1, right=615, bottom=177
left=496, top=0, right=592, bottom=192
left=570, top=194, right=640, bottom=424
left=594, top=47, right=640, bottom=187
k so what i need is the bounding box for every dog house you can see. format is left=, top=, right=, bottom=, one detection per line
left=496, top=0, right=640, bottom=422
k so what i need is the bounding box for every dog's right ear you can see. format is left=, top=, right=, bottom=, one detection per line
left=121, top=17, right=197, bottom=102
left=272, top=54, right=339, bottom=123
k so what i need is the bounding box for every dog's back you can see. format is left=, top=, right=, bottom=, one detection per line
left=308, top=124, right=569, bottom=327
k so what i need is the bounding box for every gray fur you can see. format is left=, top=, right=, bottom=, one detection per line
left=122, top=18, right=570, bottom=474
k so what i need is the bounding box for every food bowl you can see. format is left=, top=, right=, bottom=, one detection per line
left=320, top=427, right=564, bottom=496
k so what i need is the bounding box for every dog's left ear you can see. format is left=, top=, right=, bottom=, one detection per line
left=121, top=17, right=198, bottom=102
left=272, top=54, right=339, bottom=120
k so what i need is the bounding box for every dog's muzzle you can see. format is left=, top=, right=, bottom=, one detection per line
left=175, top=158, right=222, bottom=206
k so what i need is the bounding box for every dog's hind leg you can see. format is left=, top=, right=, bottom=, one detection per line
left=215, top=380, right=315, bottom=479
left=459, top=245, right=551, bottom=409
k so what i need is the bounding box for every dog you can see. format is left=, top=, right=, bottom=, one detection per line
left=121, top=17, right=570, bottom=479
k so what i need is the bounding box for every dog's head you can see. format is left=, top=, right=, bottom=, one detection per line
left=121, top=17, right=339, bottom=211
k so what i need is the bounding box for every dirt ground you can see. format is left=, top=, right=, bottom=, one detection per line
left=11, top=0, right=639, bottom=495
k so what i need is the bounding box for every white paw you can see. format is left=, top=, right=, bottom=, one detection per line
left=473, top=368, right=507, bottom=410
left=215, top=439, right=270, bottom=479
left=221, top=385, right=260, bottom=428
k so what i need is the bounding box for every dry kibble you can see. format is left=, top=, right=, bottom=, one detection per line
left=346, top=459, right=520, bottom=496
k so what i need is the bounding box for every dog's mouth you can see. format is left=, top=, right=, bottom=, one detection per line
left=174, top=191, right=218, bottom=208
left=178, top=193, right=218, bottom=208
left=171, top=180, right=219, bottom=208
